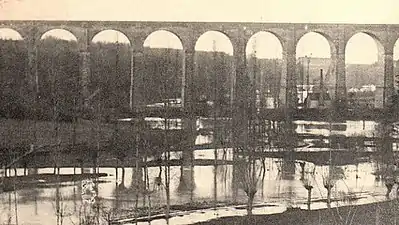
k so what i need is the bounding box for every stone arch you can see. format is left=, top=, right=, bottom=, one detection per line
left=0, top=28, right=29, bottom=119
left=91, top=29, right=131, bottom=45
left=89, top=29, right=133, bottom=111
left=261, top=30, right=286, bottom=54
left=140, top=30, right=184, bottom=106
left=245, top=31, right=283, bottom=109
left=144, top=29, right=183, bottom=49
left=246, top=31, right=283, bottom=59
left=345, top=31, right=384, bottom=108
left=195, top=30, right=233, bottom=55
left=0, top=25, right=28, bottom=39
left=0, top=28, right=24, bottom=40
left=39, top=28, right=78, bottom=42
left=346, top=31, right=384, bottom=64
left=193, top=30, right=234, bottom=111
left=203, top=29, right=237, bottom=52
left=295, top=31, right=336, bottom=103
left=296, top=30, right=336, bottom=57
left=36, top=28, right=81, bottom=121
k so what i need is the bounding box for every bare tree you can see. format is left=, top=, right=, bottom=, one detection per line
left=99, top=205, right=118, bottom=225
left=236, top=154, right=263, bottom=216
left=331, top=190, right=359, bottom=225
left=302, top=175, right=313, bottom=210
left=322, top=166, right=345, bottom=208
left=52, top=188, right=74, bottom=225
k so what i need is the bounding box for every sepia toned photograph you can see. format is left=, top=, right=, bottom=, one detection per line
left=1, top=0, right=399, bottom=224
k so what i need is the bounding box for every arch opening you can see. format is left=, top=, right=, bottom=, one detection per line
left=296, top=32, right=334, bottom=108
left=246, top=31, right=283, bottom=109
left=0, top=28, right=23, bottom=40
left=194, top=31, right=234, bottom=115
left=140, top=30, right=184, bottom=107
left=92, top=30, right=131, bottom=45
left=0, top=28, right=28, bottom=119
left=40, top=29, right=77, bottom=42
left=90, top=30, right=132, bottom=113
left=144, top=30, right=183, bottom=50
left=37, top=29, right=80, bottom=121
left=345, top=32, right=384, bottom=109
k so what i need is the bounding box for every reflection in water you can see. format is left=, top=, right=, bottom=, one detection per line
left=280, top=158, right=296, bottom=208
left=177, top=165, right=195, bottom=200
left=2, top=119, right=399, bottom=224
left=0, top=158, right=391, bottom=225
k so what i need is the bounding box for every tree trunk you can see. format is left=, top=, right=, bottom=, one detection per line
left=375, top=205, right=380, bottom=225
left=386, top=183, right=394, bottom=198
left=23, top=163, right=27, bottom=176
left=122, top=167, right=125, bottom=185
left=327, top=188, right=331, bottom=209
left=307, top=188, right=312, bottom=210
left=81, top=161, right=84, bottom=175
left=247, top=193, right=254, bottom=217
left=300, top=162, right=305, bottom=180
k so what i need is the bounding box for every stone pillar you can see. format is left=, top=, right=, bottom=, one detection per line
left=130, top=37, right=145, bottom=109
left=229, top=56, right=236, bottom=107
left=26, top=29, right=39, bottom=102
left=182, top=46, right=196, bottom=167
left=129, top=47, right=144, bottom=111
left=279, top=55, right=287, bottom=108
left=232, top=34, right=248, bottom=146
left=384, top=51, right=394, bottom=108
left=129, top=47, right=134, bottom=111
left=285, top=48, right=297, bottom=111
left=78, top=29, right=91, bottom=106
left=233, top=35, right=248, bottom=106
left=329, top=53, right=337, bottom=100
left=282, top=26, right=297, bottom=112
left=134, top=51, right=144, bottom=107
left=335, top=37, right=347, bottom=103
left=182, top=48, right=195, bottom=111
left=26, top=29, right=39, bottom=144
left=79, top=50, right=90, bottom=104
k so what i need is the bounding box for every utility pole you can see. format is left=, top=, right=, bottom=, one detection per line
left=320, top=69, right=324, bottom=107
left=301, top=57, right=305, bottom=104
left=212, top=39, right=218, bottom=211
left=252, top=37, right=258, bottom=112
left=306, top=55, right=310, bottom=93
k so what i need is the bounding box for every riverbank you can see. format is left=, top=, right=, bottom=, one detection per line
left=193, top=200, right=399, bottom=225
left=1, top=172, right=109, bottom=191
left=112, top=201, right=275, bottom=224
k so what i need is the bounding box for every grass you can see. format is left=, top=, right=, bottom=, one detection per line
left=192, top=200, right=399, bottom=225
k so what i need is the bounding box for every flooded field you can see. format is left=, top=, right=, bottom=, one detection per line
left=1, top=119, right=397, bottom=225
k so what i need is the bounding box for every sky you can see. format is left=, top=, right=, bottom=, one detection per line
left=1, top=0, right=399, bottom=63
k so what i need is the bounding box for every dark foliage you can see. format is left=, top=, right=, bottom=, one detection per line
left=0, top=38, right=251, bottom=121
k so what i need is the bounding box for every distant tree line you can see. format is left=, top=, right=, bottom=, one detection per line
left=1, top=38, right=269, bottom=121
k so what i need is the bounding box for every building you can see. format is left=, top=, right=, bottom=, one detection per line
left=296, top=57, right=335, bottom=104
left=303, top=67, right=332, bottom=109
left=305, top=88, right=332, bottom=109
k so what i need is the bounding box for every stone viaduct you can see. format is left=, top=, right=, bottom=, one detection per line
left=1, top=20, right=399, bottom=111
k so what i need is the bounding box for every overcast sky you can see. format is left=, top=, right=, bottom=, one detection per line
left=1, top=0, right=399, bottom=63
